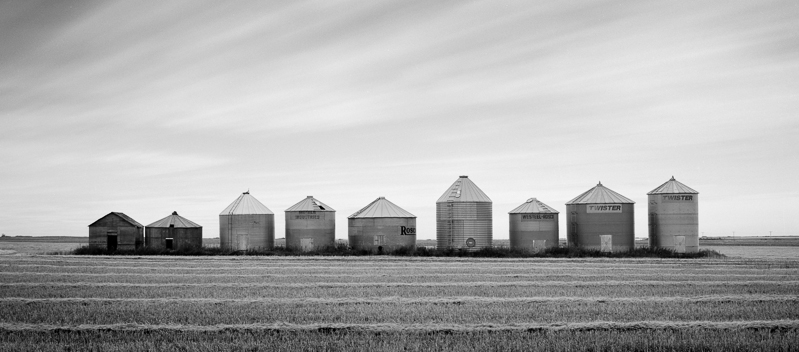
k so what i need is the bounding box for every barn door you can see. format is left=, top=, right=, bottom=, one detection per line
left=674, top=236, right=686, bottom=254
left=107, top=233, right=118, bottom=252
left=600, top=235, right=612, bottom=253
left=237, top=234, right=249, bottom=251
left=300, top=238, right=314, bottom=251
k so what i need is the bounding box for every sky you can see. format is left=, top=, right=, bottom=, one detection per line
left=1, top=0, right=798, bottom=240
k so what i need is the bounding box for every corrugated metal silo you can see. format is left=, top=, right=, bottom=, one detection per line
left=285, top=196, right=335, bottom=251
left=566, top=182, right=635, bottom=252
left=145, top=211, right=202, bottom=250
left=509, top=198, right=559, bottom=251
left=648, top=176, right=699, bottom=253
left=348, top=197, right=416, bottom=253
left=219, top=192, right=275, bottom=251
left=436, top=175, right=492, bottom=250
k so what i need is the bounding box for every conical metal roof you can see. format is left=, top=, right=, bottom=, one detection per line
left=509, top=198, right=559, bottom=214
left=436, top=175, right=492, bottom=203
left=147, top=211, right=202, bottom=228
left=220, top=192, right=274, bottom=215
left=286, top=196, right=335, bottom=212
left=648, top=176, right=699, bottom=195
left=349, top=197, right=416, bottom=218
left=567, top=182, right=635, bottom=204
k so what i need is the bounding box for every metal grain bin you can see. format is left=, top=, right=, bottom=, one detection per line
left=509, top=198, right=559, bottom=252
left=88, top=212, right=143, bottom=251
left=566, top=182, right=634, bottom=252
left=436, top=175, right=492, bottom=250
left=648, top=176, right=699, bottom=253
left=145, top=211, right=202, bottom=250
left=348, top=197, right=416, bottom=253
left=219, top=192, right=274, bottom=251
left=285, top=196, right=335, bottom=251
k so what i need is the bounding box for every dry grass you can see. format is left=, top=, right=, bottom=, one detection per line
left=0, top=255, right=798, bottom=350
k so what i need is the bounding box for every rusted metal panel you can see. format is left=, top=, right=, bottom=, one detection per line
left=648, top=177, right=699, bottom=253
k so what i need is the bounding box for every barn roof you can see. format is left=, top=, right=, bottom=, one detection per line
left=88, top=212, right=143, bottom=228
left=647, top=176, right=699, bottom=195
left=509, top=198, right=559, bottom=214
left=566, top=182, right=635, bottom=204
left=349, top=197, right=415, bottom=218
left=220, top=192, right=273, bottom=215
left=286, top=196, right=335, bottom=212
left=436, top=175, right=492, bottom=203
left=147, top=211, right=202, bottom=228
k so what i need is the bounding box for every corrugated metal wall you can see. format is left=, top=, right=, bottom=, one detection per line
left=285, top=211, right=335, bottom=251
left=649, top=194, right=699, bottom=253
left=348, top=217, right=416, bottom=253
left=219, top=214, right=274, bottom=251
left=436, top=202, right=492, bottom=250
left=509, top=213, right=559, bottom=251
left=567, top=204, right=634, bottom=252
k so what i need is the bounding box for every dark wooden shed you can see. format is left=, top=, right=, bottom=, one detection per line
left=88, top=212, right=144, bottom=251
left=145, top=211, right=202, bottom=250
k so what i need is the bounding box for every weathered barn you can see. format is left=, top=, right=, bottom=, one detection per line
left=285, top=196, right=335, bottom=251
left=145, top=211, right=202, bottom=250
left=348, top=197, right=416, bottom=253
left=88, top=212, right=143, bottom=251
left=219, top=192, right=274, bottom=251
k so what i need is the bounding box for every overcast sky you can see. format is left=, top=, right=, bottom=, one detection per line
left=1, top=0, right=797, bottom=240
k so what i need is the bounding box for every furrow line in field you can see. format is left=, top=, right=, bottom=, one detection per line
left=1, top=264, right=782, bottom=272
left=4, top=281, right=798, bottom=288
left=1, top=320, right=797, bottom=333
left=2, top=271, right=794, bottom=279
left=2, top=295, right=796, bottom=304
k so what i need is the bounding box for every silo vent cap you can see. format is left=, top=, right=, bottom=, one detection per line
left=307, top=195, right=313, bottom=198
left=460, top=175, right=468, bottom=178
left=172, top=211, right=178, bottom=215
left=526, top=198, right=536, bottom=203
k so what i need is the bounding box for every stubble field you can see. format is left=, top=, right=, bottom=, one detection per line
left=1, top=254, right=798, bottom=351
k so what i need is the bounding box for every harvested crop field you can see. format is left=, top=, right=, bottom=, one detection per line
left=1, top=255, right=798, bottom=351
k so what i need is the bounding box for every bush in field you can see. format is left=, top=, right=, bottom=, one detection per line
left=70, top=244, right=723, bottom=258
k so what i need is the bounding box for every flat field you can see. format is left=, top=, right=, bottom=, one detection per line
left=1, top=254, right=798, bottom=351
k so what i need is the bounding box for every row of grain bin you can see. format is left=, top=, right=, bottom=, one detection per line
left=88, top=211, right=202, bottom=251
left=89, top=176, right=698, bottom=254
left=508, top=176, right=699, bottom=253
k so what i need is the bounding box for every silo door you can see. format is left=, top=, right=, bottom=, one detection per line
left=600, top=235, right=612, bottom=253
left=106, top=233, right=118, bottom=252
left=237, top=234, right=248, bottom=251
left=165, top=238, right=174, bottom=250
left=533, top=240, right=546, bottom=252
left=301, top=238, right=314, bottom=251
left=374, top=235, right=385, bottom=245
left=674, top=236, right=686, bottom=254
